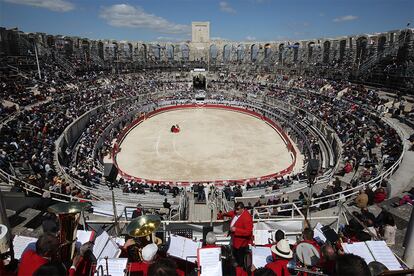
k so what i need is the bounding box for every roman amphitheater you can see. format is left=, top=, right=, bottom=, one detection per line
left=1, top=21, right=414, bottom=274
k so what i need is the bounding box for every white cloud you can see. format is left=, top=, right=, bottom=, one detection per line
left=245, top=36, right=256, bottom=41
left=100, top=4, right=190, bottom=35
left=155, top=36, right=186, bottom=42
left=333, top=15, right=358, bottom=22
left=4, top=0, right=74, bottom=12
left=219, top=1, right=236, bottom=14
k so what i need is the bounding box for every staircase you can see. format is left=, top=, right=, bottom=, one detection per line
left=358, top=32, right=412, bottom=75
left=0, top=181, right=13, bottom=192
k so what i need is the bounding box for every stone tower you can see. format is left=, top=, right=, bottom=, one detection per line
left=190, top=22, right=210, bottom=62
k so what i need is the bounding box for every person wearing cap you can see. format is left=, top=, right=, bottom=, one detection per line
left=223, top=201, right=253, bottom=270
left=265, top=239, right=293, bottom=276
left=128, top=243, right=158, bottom=276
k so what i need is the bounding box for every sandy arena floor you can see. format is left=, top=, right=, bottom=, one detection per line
left=116, top=108, right=301, bottom=182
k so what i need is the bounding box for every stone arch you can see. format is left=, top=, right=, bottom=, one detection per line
left=127, top=43, right=133, bottom=59
left=308, top=41, right=315, bottom=62
left=292, top=42, right=300, bottom=62
left=209, top=44, right=218, bottom=61
left=397, top=30, right=411, bottom=61
left=141, top=44, right=147, bottom=61
left=237, top=44, right=244, bottom=62
left=46, top=35, right=55, bottom=48
left=323, top=41, right=331, bottom=63
left=151, top=44, right=161, bottom=60
left=181, top=44, right=189, bottom=61
left=356, top=36, right=368, bottom=63
left=278, top=44, right=284, bottom=63
left=166, top=44, right=174, bottom=61
left=97, top=41, right=104, bottom=59
left=251, top=44, right=259, bottom=62
left=339, top=40, right=346, bottom=62
left=81, top=40, right=90, bottom=59
left=377, top=36, right=386, bottom=53
left=223, top=44, right=231, bottom=62
left=264, top=43, right=272, bottom=60
left=112, top=42, right=118, bottom=59
left=65, top=38, right=74, bottom=57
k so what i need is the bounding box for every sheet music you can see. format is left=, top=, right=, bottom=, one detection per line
left=167, top=235, right=201, bottom=263
left=251, top=246, right=273, bottom=268
left=99, top=237, right=121, bottom=259
left=198, top=247, right=222, bottom=276
left=341, top=242, right=375, bottom=264
left=365, top=241, right=403, bottom=270
left=95, top=258, right=128, bottom=276
left=254, top=229, right=273, bottom=245
left=13, top=235, right=38, bottom=259
left=114, top=237, right=125, bottom=247
left=76, top=230, right=94, bottom=248
left=93, top=231, right=110, bottom=259
left=313, top=223, right=327, bottom=243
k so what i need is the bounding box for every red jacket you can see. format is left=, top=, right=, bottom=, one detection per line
left=18, top=250, right=49, bottom=276
left=265, top=259, right=290, bottom=276
left=225, top=210, right=253, bottom=249
left=374, top=190, right=387, bottom=203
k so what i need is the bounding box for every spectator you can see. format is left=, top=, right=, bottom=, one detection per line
left=381, top=213, right=397, bottom=245
left=163, top=198, right=171, bottom=209
left=355, top=190, right=368, bottom=208
left=374, top=187, right=387, bottom=203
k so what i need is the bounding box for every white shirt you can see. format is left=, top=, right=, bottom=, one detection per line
left=230, top=213, right=241, bottom=227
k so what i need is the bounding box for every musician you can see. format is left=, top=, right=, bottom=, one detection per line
left=18, top=233, right=60, bottom=276
left=264, top=239, right=293, bottom=276
left=203, top=232, right=218, bottom=248
left=224, top=202, right=253, bottom=270
left=148, top=258, right=182, bottom=276
left=128, top=243, right=158, bottom=276
left=296, top=228, right=321, bottom=252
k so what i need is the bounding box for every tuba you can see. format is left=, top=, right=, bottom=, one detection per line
left=48, top=202, right=90, bottom=265
left=126, top=215, right=162, bottom=261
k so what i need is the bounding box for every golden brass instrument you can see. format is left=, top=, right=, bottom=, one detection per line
left=126, top=215, right=162, bottom=261
left=48, top=202, right=90, bottom=264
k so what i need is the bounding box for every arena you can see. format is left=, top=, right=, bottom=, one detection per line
left=115, top=105, right=301, bottom=183
left=1, top=2, right=414, bottom=275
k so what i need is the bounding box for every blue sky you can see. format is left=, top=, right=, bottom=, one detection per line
left=1, top=0, right=413, bottom=42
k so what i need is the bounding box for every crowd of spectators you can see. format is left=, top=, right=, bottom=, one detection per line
left=0, top=53, right=407, bottom=212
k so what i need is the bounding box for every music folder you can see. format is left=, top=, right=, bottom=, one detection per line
left=167, top=234, right=202, bottom=263
left=197, top=247, right=222, bottom=276
left=342, top=240, right=403, bottom=270
left=251, top=246, right=273, bottom=269
left=92, top=231, right=121, bottom=259
left=76, top=230, right=95, bottom=248
left=95, top=258, right=128, bottom=276
left=12, top=235, right=38, bottom=259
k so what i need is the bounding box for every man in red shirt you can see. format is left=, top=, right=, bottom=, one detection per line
left=224, top=202, right=253, bottom=270
left=265, top=239, right=293, bottom=276
left=18, top=233, right=60, bottom=276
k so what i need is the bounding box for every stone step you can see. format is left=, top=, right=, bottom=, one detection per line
left=0, top=182, right=13, bottom=192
